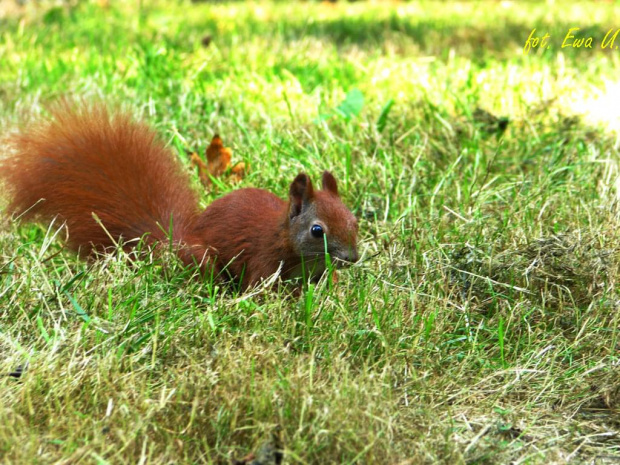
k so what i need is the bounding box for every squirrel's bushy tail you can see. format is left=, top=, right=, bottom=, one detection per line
left=1, top=103, right=201, bottom=255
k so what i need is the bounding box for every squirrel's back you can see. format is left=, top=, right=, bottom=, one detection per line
left=1, top=103, right=201, bottom=255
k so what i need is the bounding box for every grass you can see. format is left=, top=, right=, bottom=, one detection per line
left=1, top=0, right=620, bottom=463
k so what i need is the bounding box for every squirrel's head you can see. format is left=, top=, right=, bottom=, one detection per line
left=287, top=171, right=358, bottom=279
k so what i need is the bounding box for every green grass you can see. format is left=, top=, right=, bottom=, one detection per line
left=2, top=0, right=620, bottom=463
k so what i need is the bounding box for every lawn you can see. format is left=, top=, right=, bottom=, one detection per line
left=1, top=1, right=620, bottom=463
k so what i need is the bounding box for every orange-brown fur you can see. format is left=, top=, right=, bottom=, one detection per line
left=0, top=103, right=358, bottom=289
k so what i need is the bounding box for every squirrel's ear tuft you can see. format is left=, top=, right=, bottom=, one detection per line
left=321, top=171, right=339, bottom=196
left=289, top=173, right=314, bottom=218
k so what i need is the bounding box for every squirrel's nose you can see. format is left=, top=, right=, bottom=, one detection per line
left=347, top=250, right=359, bottom=263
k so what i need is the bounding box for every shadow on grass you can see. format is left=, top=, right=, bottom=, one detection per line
left=282, top=16, right=617, bottom=61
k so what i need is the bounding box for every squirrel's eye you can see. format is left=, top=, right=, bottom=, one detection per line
left=310, top=224, right=324, bottom=238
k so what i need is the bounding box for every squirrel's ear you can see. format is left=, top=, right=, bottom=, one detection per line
left=289, top=173, right=314, bottom=218
left=321, top=171, right=339, bottom=196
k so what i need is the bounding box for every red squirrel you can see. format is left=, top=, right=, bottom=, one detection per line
left=0, top=103, right=359, bottom=289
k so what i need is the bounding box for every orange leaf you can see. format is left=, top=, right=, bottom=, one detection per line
left=206, top=134, right=232, bottom=179
left=189, top=152, right=209, bottom=185
left=193, top=135, right=248, bottom=189
left=229, top=161, right=248, bottom=183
